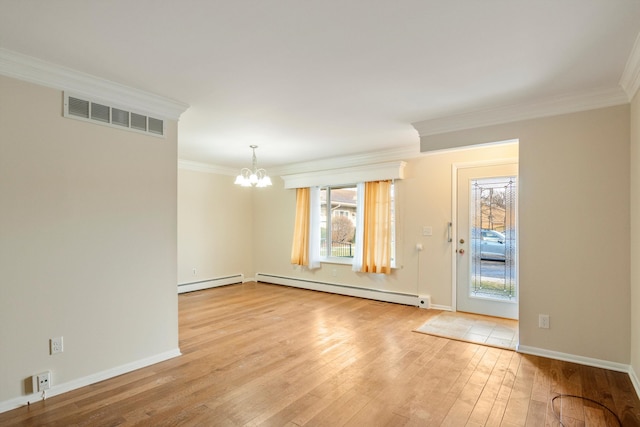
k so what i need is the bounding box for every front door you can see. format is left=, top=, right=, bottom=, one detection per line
left=456, top=163, right=518, bottom=319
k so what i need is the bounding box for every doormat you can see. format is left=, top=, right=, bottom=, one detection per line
left=414, top=311, right=518, bottom=351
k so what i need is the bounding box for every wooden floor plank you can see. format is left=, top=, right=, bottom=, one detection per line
left=501, top=355, right=537, bottom=426
left=1, top=282, right=639, bottom=426
left=485, top=351, right=522, bottom=426
left=467, top=349, right=515, bottom=425
left=524, top=400, right=547, bottom=427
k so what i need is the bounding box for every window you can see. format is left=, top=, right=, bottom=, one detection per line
left=320, top=186, right=357, bottom=259
left=318, top=183, right=396, bottom=266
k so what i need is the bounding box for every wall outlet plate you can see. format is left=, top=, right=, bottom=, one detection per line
left=51, top=336, right=63, bottom=354
left=539, top=314, right=550, bottom=329
left=33, top=371, right=51, bottom=391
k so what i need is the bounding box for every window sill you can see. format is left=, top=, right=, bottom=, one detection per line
left=319, top=258, right=399, bottom=269
left=320, top=257, right=353, bottom=266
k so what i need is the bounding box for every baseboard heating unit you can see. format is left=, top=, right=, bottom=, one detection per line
left=255, top=273, right=419, bottom=306
left=178, top=274, right=244, bottom=294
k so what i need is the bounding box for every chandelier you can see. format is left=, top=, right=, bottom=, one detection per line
left=234, top=145, right=272, bottom=187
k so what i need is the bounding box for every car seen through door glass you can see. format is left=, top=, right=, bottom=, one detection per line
left=476, top=229, right=506, bottom=261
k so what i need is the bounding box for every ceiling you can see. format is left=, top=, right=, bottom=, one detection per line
left=2, top=1, right=640, bottom=169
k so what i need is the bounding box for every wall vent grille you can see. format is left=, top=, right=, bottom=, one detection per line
left=68, top=97, right=89, bottom=118
left=148, top=117, right=163, bottom=135
left=91, top=102, right=110, bottom=123
left=131, top=112, right=147, bottom=131
left=64, top=93, right=165, bottom=137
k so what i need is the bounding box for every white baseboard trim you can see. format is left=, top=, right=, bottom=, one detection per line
left=430, top=304, right=453, bottom=311
left=178, top=274, right=244, bottom=294
left=255, top=273, right=419, bottom=306
left=630, top=365, right=640, bottom=399
left=517, top=345, right=630, bottom=373
left=0, top=348, right=181, bottom=414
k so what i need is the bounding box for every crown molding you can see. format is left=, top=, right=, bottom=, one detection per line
left=271, top=145, right=419, bottom=176
left=179, top=145, right=419, bottom=180
left=0, top=48, right=189, bottom=120
left=621, top=31, right=640, bottom=101
left=178, top=159, right=238, bottom=176
left=412, top=86, right=629, bottom=137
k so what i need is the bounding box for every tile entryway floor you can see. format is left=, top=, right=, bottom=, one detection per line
left=414, top=311, right=518, bottom=350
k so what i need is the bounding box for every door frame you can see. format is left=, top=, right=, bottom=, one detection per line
left=451, top=158, right=519, bottom=314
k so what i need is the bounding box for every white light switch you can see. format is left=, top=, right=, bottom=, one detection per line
left=422, top=226, right=433, bottom=236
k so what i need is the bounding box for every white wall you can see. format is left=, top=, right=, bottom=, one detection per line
left=177, top=168, right=254, bottom=284
left=0, top=75, right=179, bottom=405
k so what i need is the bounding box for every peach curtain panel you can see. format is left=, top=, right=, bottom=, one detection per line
left=290, top=187, right=310, bottom=266
left=361, top=180, right=392, bottom=274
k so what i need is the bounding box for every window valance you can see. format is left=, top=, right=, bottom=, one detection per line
left=281, top=161, right=406, bottom=189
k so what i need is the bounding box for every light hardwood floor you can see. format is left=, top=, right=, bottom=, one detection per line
left=2, top=282, right=639, bottom=426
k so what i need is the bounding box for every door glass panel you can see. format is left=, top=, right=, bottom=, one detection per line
left=470, top=176, right=517, bottom=301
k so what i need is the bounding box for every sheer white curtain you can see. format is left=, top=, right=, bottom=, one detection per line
left=352, top=182, right=365, bottom=272
left=308, top=186, right=320, bottom=269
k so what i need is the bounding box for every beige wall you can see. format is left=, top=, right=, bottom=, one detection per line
left=2, top=71, right=630, bottom=407
left=252, top=144, right=516, bottom=303
left=252, top=105, right=631, bottom=364
left=177, top=168, right=254, bottom=284
left=631, top=94, right=640, bottom=375
left=421, top=105, right=631, bottom=363
left=0, top=75, right=179, bottom=403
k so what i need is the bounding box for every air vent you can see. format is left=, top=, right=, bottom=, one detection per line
left=91, top=102, right=110, bottom=123
left=148, top=117, right=163, bottom=135
left=112, top=108, right=129, bottom=127
left=64, top=94, right=164, bottom=137
left=68, top=97, right=89, bottom=118
left=131, top=113, right=147, bottom=131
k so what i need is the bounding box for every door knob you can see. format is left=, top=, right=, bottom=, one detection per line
left=459, top=249, right=465, bottom=255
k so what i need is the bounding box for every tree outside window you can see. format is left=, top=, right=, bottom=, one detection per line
left=320, top=186, right=357, bottom=258
left=319, top=183, right=395, bottom=265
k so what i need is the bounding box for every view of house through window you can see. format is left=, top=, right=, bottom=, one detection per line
left=320, top=186, right=357, bottom=258
left=320, top=183, right=396, bottom=265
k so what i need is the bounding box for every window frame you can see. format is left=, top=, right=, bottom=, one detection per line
left=320, top=185, right=358, bottom=265
left=318, top=182, right=396, bottom=267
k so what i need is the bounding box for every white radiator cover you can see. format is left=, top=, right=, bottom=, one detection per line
left=255, top=273, right=419, bottom=306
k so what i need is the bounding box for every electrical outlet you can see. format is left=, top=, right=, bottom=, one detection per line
left=32, top=371, right=51, bottom=391
left=50, top=336, right=63, bottom=354
left=539, top=314, right=550, bottom=329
